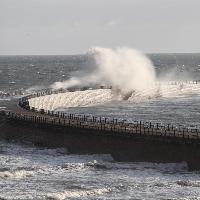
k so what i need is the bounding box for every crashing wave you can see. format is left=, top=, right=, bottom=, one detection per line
left=0, top=168, right=34, bottom=179
left=28, top=89, right=113, bottom=111
left=46, top=188, right=110, bottom=200
left=128, top=81, right=200, bottom=102
left=28, top=81, right=200, bottom=111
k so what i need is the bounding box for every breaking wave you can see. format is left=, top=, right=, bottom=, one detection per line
left=51, top=47, right=156, bottom=94
left=46, top=188, right=110, bottom=200
left=29, top=89, right=113, bottom=110
left=29, top=81, right=200, bottom=111
left=27, top=47, right=200, bottom=110
left=0, top=142, right=198, bottom=200
left=0, top=168, right=34, bottom=179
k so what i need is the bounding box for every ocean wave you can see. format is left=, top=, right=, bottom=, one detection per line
left=0, top=142, right=197, bottom=200
left=29, top=89, right=113, bottom=110
left=0, top=168, right=34, bottom=179
left=176, top=180, right=200, bottom=187
left=28, top=82, right=200, bottom=110
left=46, top=188, right=110, bottom=200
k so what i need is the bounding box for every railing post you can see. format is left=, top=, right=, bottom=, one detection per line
left=167, top=124, right=170, bottom=131
left=182, top=128, right=185, bottom=138
left=195, top=129, right=198, bottom=139
left=173, top=128, right=176, bottom=137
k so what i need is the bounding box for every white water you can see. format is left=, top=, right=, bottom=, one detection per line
left=1, top=142, right=200, bottom=200
left=29, top=89, right=113, bottom=111
left=128, top=81, right=200, bottom=102
left=51, top=47, right=156, bottom=94
left=0, top=169, right=34, bottom=179
left=47, top=188, right=110, bottom=200
left=29, top=82, right=200, bottom=111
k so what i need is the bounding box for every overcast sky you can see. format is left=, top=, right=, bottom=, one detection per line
left=0, top=0, right=200, bottom=55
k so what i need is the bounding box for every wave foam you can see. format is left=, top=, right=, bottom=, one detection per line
left=28, top=82, right=200, bottom=110
left=51, top=47, right=156, bottom=94
left=129, top=81, right=200, bottom=102
left=29, top=89, right=113, bottom=110
left=0, top=169, right=34, bottom=179
left=46, top=188, right=110, bottom=200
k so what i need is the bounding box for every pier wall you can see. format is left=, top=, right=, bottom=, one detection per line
left=1, top=113, right=200, bottom=170
left=1, top=86, right=200, bottom=170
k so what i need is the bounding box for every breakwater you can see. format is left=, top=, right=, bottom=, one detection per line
left=1, top=82, right=200, bottom=170
left=2, top=110, right=200, bottom=142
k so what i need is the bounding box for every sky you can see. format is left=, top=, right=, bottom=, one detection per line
left=0, top=0, right=200, bottom=55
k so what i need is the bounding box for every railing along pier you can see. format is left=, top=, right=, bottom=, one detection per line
left=1, top=82, right=200, bottom=142
left=1, top=107, right=200, bottom=142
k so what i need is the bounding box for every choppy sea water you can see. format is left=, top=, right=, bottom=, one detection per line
left=1, top=54, right=200, bottom=199
left=0, top=141, right=199, bottom=200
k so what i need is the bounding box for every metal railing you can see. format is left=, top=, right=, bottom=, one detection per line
left=1, top=108, right=200, bottom=141
left=1, top=82, right=199, bottom=142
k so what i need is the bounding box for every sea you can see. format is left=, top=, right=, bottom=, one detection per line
left=0, top=54, right=200, bottom=199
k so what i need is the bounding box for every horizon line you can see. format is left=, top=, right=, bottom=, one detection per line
left=0, top=52, right=200, bottom=56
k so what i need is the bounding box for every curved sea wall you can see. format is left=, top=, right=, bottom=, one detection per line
left=28, top=81, right=200, bottom=110
left=1, top=81, right=200, bottom=170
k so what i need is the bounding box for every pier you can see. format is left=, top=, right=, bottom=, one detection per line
left=1, top=84, right=200, bottom=170
left=3, top=86, right=200, bottom=143
left=2, top=109, right=200, bottom=143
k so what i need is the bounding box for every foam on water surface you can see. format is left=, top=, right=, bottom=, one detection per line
left=29, top=89, right=114, bottom=110
left=29, top=82, right=200, bottom=110
left=0, top=142, right=200, bottom=200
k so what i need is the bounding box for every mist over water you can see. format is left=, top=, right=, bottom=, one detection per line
left=51, top=47, right=156, bottom=94
left=27, top=48, right=199, bottom=113
left=49, top=48, right=200, bottom=105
